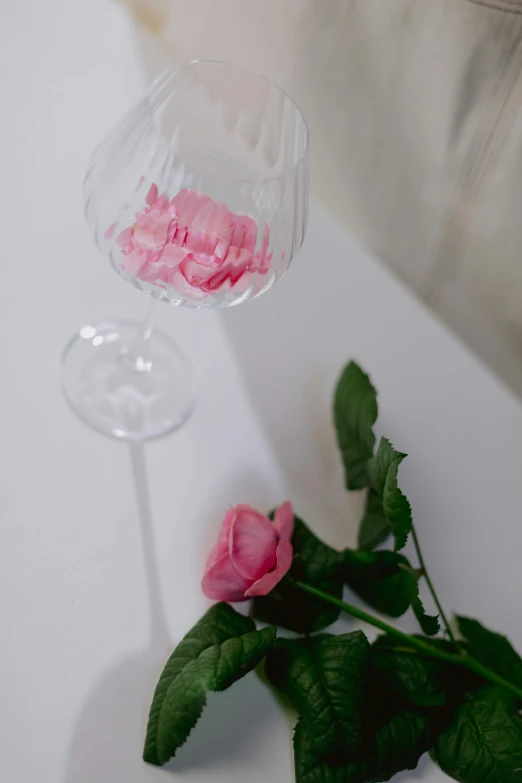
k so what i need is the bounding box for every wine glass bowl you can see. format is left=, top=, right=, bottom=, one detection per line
left=84, top=61, right=309, bottom=309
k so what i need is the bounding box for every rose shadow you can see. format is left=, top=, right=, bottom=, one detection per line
left=165, top=674, right=280, bottom=774
left=62, top=443, right=285, bottom=782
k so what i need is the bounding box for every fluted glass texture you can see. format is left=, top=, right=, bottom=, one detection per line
left=84, top=61, right=309, bottom=308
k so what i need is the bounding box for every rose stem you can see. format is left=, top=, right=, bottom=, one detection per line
left=291, top=579, right=522, bottom=701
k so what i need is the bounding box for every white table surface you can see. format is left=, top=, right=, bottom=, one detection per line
left=2, top=2, right=522, bottom=782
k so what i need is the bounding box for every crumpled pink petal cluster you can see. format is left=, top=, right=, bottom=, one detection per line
left=201, top=502, right=294, bottom=602
left=109, top=184, right=272, bottom=300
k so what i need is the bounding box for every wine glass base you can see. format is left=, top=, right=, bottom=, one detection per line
left=61, top=319, right=196, bottom=442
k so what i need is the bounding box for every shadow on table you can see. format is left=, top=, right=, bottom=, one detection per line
left=163, top=674, right=277, bottom=774
left=62, top=647, right=275, bottom=782
left=62, top=443, right=169, bottom=782
left=221, top=280, right=365, bottom=550
left=62, top=443, right=277, bottom=782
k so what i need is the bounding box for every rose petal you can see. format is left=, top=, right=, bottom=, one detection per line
left=136, top=261, right=162, bottom=283
left=262, top=251, right=273, bottom=273
left=260, top=221, right=269, bottom=255
left=202, top=266, right=230, bottom=292
left=104, top=222, right=117, bottom=240
left=231, top=270, right=251, bottom=293
left=160, top=244, right=189, bottom=267
left=215, top=240, right=229, bottom=260
left=208, top=203, right=233, bottom=246
left=181, top=257, right=218, bottom=287
left=201, top=552, right=252, bottom=602
left=116, top=226, right=133, bottom=248
left=230, top=214, right=257, bottom=254
left=230, top=216, right=245, bottom=249
left=170, top=189, right=188, bottom=213
left=223, top=246, right=239, bottom=265
left=230, top=505, right=278, bottom=581
left=204, top=508, right=237, bottom=574
left=272, top=501, right=294, bottom=541
left=216, top=508, right=236, bottom=561
left=121, top=249, right=148, bottom=276
left=145, top=183, right=159, bottom=206
left=156, top=264, right=173, bottom=283
left=185, top=230, right=220, bottom=257
left=244, top=539, right=293, bottom=597
left=170, top=266, right=209, bottom=300
left=171, top=189, right=206, bottom=224
left=133, top=213, right=172, bottom=250
left=190, top=195, right=214, bottom=229
left=157, top=191, right=169, bottom=210
left=204, top=543, right=221, bottom=573
left=166, top=218, right=177, bottom=245
left=252, top=222, right=271, bottom=272
left=175, top=225, right=188, bottom=246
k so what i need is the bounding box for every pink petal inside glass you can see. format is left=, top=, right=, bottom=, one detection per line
left=113, top=186, right=272, bottom=300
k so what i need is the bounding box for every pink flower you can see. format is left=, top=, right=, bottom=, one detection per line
left=113, top=184, right=272, bottom=299
left=201, top=502, right=294, bottom=602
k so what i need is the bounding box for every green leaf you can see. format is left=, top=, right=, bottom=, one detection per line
left=294, top=707, right=433, bottom=783
left=253, top=579, right=343, bottom=634
left=289, top=515, right=345, bottom=584
left=253, top=516, right=344, bottom=633
left=411, top=591, right=440, bottom=636
left=383, top=465, right=412, bottom=552
left=368, top=438, right=412, bottom=551
left=344, top=549, right=415, bottom=617
left=144, top=602, right=253, bottom=765
left=344, top=550, right=439, bottom=633
left=372, top=634, right=454, bottom=707
left=456, top=616, right=522, bottom=689
left=333, top=361, right=378, bottom=490
left=357, top=490, right=391, bottom=551
left=265, top=632, right=370, bottom=757
left=367, top=437, right=405, bottom=495
left=435, top=685, right=522, bottom=781
left=144, top=603, right=275, bottom=766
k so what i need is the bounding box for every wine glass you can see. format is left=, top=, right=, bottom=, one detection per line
left=61, top=61, right=309, bottom=441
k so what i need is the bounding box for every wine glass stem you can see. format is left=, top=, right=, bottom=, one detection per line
left=122, top=300, right=156, bottom=372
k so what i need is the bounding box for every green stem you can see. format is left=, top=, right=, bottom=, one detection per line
left=410, top=525, right=460, bottom=649
left=292, top=579, right=522, bottom=701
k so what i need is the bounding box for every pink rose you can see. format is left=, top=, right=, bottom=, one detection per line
left=201, top=502, right=294, bottom=602
left=113, top=185, right=272, bottom=299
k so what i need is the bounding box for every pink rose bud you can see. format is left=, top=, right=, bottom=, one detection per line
left=201, top=502, right=294, bottom=602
